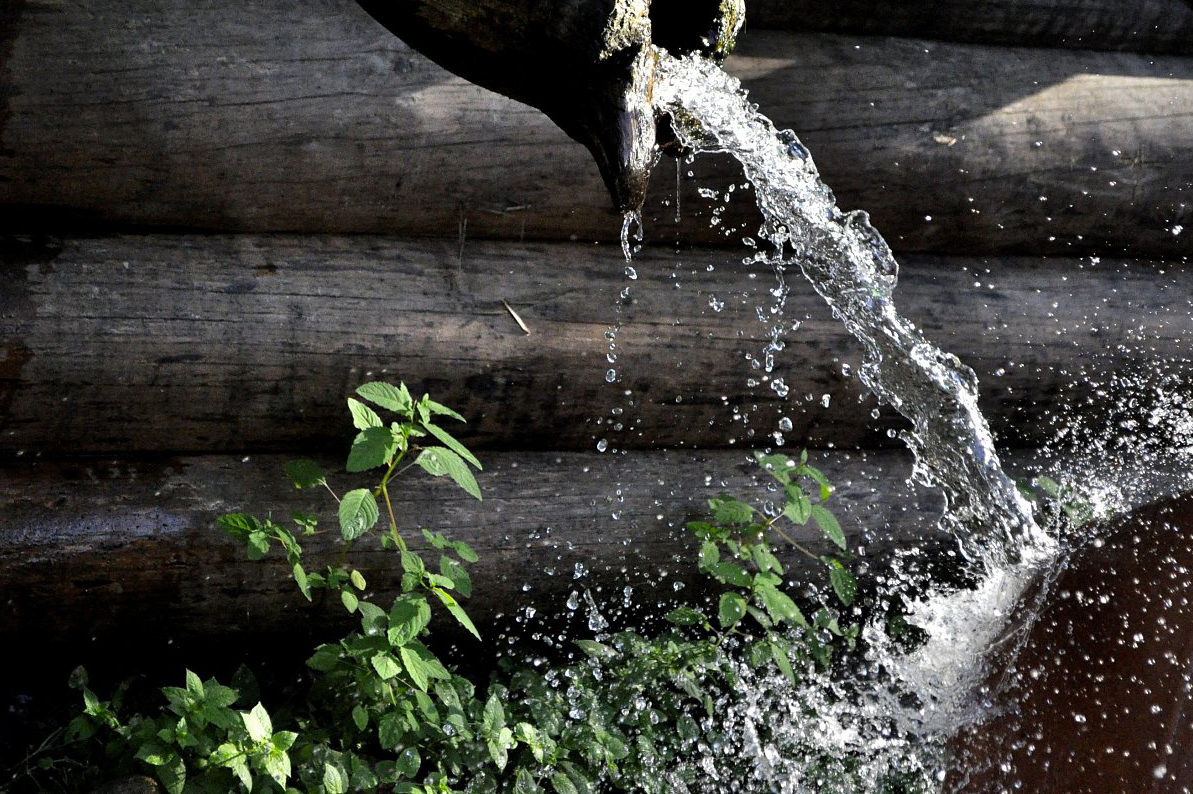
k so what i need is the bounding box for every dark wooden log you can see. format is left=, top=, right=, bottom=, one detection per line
left=3, top=235, right=1191, bottom=455
left=2, top=0, right=1192, bottom=258
left=0, top=450, right=947, bottom=643
left=745, top=0, right=1193, bottom=56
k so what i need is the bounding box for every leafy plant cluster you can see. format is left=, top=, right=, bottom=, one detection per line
left=12, top=383, right=919, bottom=794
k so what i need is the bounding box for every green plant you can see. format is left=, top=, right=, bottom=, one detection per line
left=16, top=382, right=919, bottom=794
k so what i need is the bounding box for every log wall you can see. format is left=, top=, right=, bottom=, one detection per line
left=2, top=0, right=1193, bottom=257
left=3, top=235, right=1190, bottom=456
left=746, top=0, right=1193, bottom=55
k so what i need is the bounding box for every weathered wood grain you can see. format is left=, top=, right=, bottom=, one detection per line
left=2, top=448, right=1189, bottom=644
left=0, top=448, right=955, bottom=643
left=746, top=0, right=1193, bottom=55
left=2, top=0, right=1192, bottom=257
left=2, top=235, right=1191, bottom=455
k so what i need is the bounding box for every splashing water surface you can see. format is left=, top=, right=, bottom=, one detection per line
left=650, top=53, right=1053, bottom=567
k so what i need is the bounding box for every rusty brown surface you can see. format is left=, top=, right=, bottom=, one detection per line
left=948, top=495, right=1193, bottom=793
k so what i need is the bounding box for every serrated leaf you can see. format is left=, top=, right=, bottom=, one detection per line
left=770, top=641, right=797, bottom=685
left=282, top=459, right=325, bottom=489
left=710, top=496, right=754, bottom=525
left=396, top=746, right=421, bottom=779
left=709, top=561, right=752, bottom=587
left=340, top=590, right=359, bottom=613
left=399, top=647, right=431, bottom=690
left=454, top=541, right=479, bottom=563
left=351, top=704, right=368, bottom=731
left=156, top=754, right=186, bottom=794
left=217, top=513, right=258, bottom=537
left=370, top=652, right=401, bottom=680
left=292, top=563, right=311, bottom=601
left=783, top=487, right=811, bottom=524
left=356, top=381, right=412, bottom=414
left=306, top=643, right=341, bottom=672
left=416, top=447, right=482, bottom=500
left=824, top=557, right=857, bottom=606
left=347, top=397, right=383, bottom=430
left=718, top=592, right=747, bottom=628
left=432, top=587, right=480, bottom=640
left=242, top=702, right=271, bottom=743
left=574, top=639, right=616, bottom=661
left=803, top=464, right=833, bottom=502
left=439, top=556, right=472, bottom=598
left=425, top=398, right=465, bottom=422
left=387, top=596, right=431, bottom=646
left=323, top=762, right=348, bottom=794
left=810, top=504, right=846, bottom=550
left=347, top=426, right=398, bottom=473
left=338, top=489, right=379, bottom=541
left=756, top=584, right=806, bottom=627
left=665, top=607, right=705, bottom=626
left=754, top=452, right=794, bottom=484
left=424, top=423, right=482, bottom=469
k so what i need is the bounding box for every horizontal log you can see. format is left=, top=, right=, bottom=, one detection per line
left=3, top=235, right=1191, bottom=455
left=2, top=1, right=1192, bottom=257
left=0, top=450, right=943, bottom=643
left=745, top=0, right=1193, bottom=55
left=2, top=449, right=1189, bottom=645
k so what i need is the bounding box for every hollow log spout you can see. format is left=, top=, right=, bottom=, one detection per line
left=352, top=0, right=744, bottom=213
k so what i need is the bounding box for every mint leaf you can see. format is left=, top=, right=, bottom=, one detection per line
left=356, top=382, right=412, bottom=414
left=718, top=592, right=747, bottom=628
left=416, top=447, right=481, bottom=500
left=810, top=504, right=846, bottom=550
left=347, top=397, right=383, bottom=430
left=241, top=702, right=271, bottom=743
left=282, top=459, right=325, bottom=489
left=424, top=423, right=482, bottom=470
left=338, top=489, right=379, bottom=541
left=432, top=587, right=481, bottom=640
left=824, top=557, right=857, bottom=606
left=346, top=426, right=398, bottom=473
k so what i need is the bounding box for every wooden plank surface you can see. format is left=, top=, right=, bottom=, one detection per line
left=0, top=448, right=961, bottom=642
left=2, top=0, right=1192, bottom=257
left=2, top=235, right=1191, bottom=455
left=2, top=448, right=1188, bottom=643
left=745, top=0, right=1193, bottom=55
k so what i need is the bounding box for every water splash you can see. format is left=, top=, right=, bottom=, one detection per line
left=652, top=53, right=1053, bottom=568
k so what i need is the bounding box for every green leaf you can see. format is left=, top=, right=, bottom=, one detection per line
left=306, top=644, right=341, bottom=672
left=350, top=569, right=367, bottom=591
left=370, top=652, right=402, bottom=681
left=185, top=669, right=204, bottom=699
left=454, top=541, right=479, bottom=563
left=756, top=584, right=807, bottom=627
left=156, top=754, right=186, bottom=794
left=709, top=561, right=752, bottom=587
left=824, top=557, right=857, bottom=606
left=810, top=504, right=846, bottom=550
left=432, top=587, right=481, bottom=640
left=340, top=590, right=359, bottom=613
left=388, top=596, right=432, bottom=646
left=424, top=398, right=465, bottom=422
left=718, top=592, right=747, bottom=628
left=396, top=746, right=421, bottom=779
left=550, top=771, right=578, bottom=793
left=1035, top=475, right=1061, bottom=497
left=416, top=447, right=482, bottom=500
left=424, top=423, right=482, bottom=470
left=347, top=426, right=399, bottom=473
left=351, top=705, right=368, bottom=731
left=515, top=768, right=540, bottom=794
left=282, top=459, right=325, bottom=489
left=770, top=641, right=798, bottom=685
left=400, top=647, right=431, bottom=690
left=293, top=563, right=311, bottom=601
left=271, top=731, right=297, bottom=751
left=338, top=489, right=379, bottom=541
left=710, top=496, right=754, bottom=525
left=803, top=464, right=833, bottom=502
left=323, top=762, right=348, bottom=794
left=242, top=702, right=272, bottom=743
left=439, top=556, right=472, bottom=598
left=783, top=487, right=811, bottom=524
left=217, top=513, right=258, bottom=537
left=665, top=607, right=706, bottom=626
left=697, top=540, right=720, bottom=569
left=754, top=452, right=793, bottom=484
left=356, top=381, right=412, bottom=415
left=246, top=530, right=269, bottom=560
left=574, top=640, right=616, bottom=661
left=347, top=397, right=383, bottom=430
left=482, top=694, right=506, bottom=734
